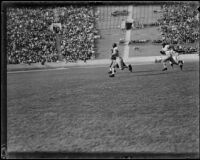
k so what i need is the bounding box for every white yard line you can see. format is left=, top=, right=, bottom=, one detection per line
left=123, top=5, right=133, bottom=60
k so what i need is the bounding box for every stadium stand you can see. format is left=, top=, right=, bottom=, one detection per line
left=6, top=2, right=199, bottom=64
left=7, top=6, right=96, bottom=64
left=158, top=3, right=199, bottom=45
left=7, top=8, right=57, bottom=64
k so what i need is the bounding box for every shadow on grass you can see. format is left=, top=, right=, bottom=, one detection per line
left=8, top=151, right=199, bottom=159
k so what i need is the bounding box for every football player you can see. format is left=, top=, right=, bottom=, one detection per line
left=162, top=45, right=184, bottom=71
left=108, top=43, right=118, bottom=74
left=160, top=42, right=170, bottom=55
left=109, top=43, right=132, bottom=77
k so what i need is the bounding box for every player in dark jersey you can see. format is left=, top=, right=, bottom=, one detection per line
left=108, top=43, right=132, bottom=77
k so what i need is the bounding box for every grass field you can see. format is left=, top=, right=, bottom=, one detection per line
left=7, top=62, right=199, bottom=154
left=6, top=4, right=199, bottom=159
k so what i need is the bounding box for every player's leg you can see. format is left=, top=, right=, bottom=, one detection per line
left=170, top=55, right=184, bottom=70
left=116, top=57, right=123, bottom=70
left=178, top=59, right=184, bottom=70
left=123, top=62, right=128, bottom=68
left=169, top=60, right=174, bottom=69
left=108, top=60, right=113, bottom=74
left=128, top=64, right=133, bottom=72
left=117, top=57, right=133, bottom=72
left=122, top=61, right=133, bottom=72
left=162, top=56, right=171, bottom=71
left=118, top=57, right=127, bottom=68
left=108, top=59, right=117, bottom=74
left=162, top=63, right=167, bottom=71
left=109, top=61, right=117, bottom=77
left=175, top=54, right=184, bottom=70
left=116, top=64, right=119, bottom=68
left=122, top=60, right=133, bottom=72
left=171, top=56, right=179, bottom=65
left=168, top=56, right=178, bottom=69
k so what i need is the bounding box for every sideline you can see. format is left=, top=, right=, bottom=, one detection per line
left=7, top=62, right=155, bottom=74
left=7, top=54, right=199, bottom=74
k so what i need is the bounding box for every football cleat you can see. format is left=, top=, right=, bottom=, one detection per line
left=162, top=67, right=167, bottom=71
left=128, top=64, right=133, bottom=72
left=109, top=74, right=115, bottom=77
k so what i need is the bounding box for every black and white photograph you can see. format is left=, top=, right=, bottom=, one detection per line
left=2, top=1, right=200, bottom=159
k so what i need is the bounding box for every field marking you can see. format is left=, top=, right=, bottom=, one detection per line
left=7, top=54, right=199, bottom=74
left=7, top=67, right=69, bottom=74
left=123, top=5, right=133, bottom=60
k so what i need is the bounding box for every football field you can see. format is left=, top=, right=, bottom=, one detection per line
left=7, top=62, right=199, bottom=156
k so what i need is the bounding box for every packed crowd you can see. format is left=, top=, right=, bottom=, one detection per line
left=7, top=6, right=97, bottom=64
left=7, top=7, right=56, bottom=64
left=158, top=3, right=199, bottom=44
left=59, top=6, right=96, bottom=62
left=7, top=3, right=199, bottom=65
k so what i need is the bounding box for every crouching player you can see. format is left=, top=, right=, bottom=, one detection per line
left=108, top=43, right=132, bottom=77
left=162, top=45, right=184, bottom=71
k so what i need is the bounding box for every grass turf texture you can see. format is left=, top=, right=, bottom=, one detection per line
left=7, top=62, right=199, bottom=153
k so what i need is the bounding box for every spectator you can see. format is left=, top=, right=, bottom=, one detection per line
left=7, top=6, right=97, bottom=64
left=158, top=3, right=199, bottom=45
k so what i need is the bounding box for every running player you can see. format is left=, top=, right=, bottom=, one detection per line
left=160, top=42, right=170, bottom=55
left=108, top=43, right=118, bottom=74
left=162, top=45, right=184, bottom=71
left=109, top=43, right=132, bottom=77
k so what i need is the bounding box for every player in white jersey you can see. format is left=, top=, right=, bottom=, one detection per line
left=162, top=45, right=184, bottom=71
left=109, top=43, right=132, bottom=77
left=170, top=46, right=184, bottom=70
